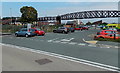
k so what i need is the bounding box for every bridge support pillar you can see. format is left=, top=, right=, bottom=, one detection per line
left=56, top=16, right=61, bottom=24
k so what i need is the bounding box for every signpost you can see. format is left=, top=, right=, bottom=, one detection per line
left=27, top=23, right=31, bottom=31
left=27, top=23, right=31, bottom=29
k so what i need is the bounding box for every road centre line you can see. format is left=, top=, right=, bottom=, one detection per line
left=1, top=43, right=119, bottom=72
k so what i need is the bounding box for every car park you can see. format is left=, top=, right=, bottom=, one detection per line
left=15, top=28, right=36, bottom=37
left=32, top=28, right=45, bottom=36
left=53, top=27, right=69, bottom=34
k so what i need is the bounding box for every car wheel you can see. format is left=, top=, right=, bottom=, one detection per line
left=42, top=34, right=45, bottom=36
left=53, top=30, right=56, bottom=33
left=37, top=34, right=39, bottom=36
left=71, top=30, right=74, bottom=32
left=15, top=33, right=18, bottom=37
left=63, top=31, right=68, bottom=34
left=99, top=37, right=104, bottom=39
left=25, top=34, right=29, bottom=38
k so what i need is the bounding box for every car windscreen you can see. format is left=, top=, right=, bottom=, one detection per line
left=36, top=28, right=41, bottom=31
left=29, top=29, right=35, bottom=32
left=59, top=27, right=65, bottom=29
left=116, top=34, right=120, bottom=37
left=21, top=28, right=27, bottom=31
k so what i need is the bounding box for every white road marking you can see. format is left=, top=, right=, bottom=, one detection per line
left=60, top=42, right=68, bottom=44
left=8, top=37, right=118, bottom=49
left=1, top=43, right=119, bottom=72
left=47, top=38, right=59, bottom=42
left=78, top=43, right=86, bottom=46
left=68, top=42, right=77, bottom=45
left=88, top=44, right=96, bottom=47
left=47, top=40, right=53, bottom=42
left=60, top=38, right=74, bottom=42
left=53, top=41, right=61, bottom=43
left=100, top=46, right=110, bottom=48
left=114, top=46, right=119, bottom=48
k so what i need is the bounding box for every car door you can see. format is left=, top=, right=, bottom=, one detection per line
left=106, top=34, right=113, bottom=39
left=105, top=31, right=112, bottom=35
left=17, top=29, right=24, bottom=36
left=57, top=27, right=62, bottom=33
left=30, top=28, right=36, bottom=35
left=21, top=28, right=27, bottom=36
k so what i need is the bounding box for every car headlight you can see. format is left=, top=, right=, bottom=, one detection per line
left=27, top=33, right=31, bottom=35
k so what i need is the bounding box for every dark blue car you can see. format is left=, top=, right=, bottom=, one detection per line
left=15, top=28, right=36, bottom=37
left=68, top=27, right=75, bottom=32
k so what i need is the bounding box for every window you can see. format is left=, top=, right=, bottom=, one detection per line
left=105, top=31, right=112, bottom=33
left=116, top=34, right=120, bottom=37
left=30, top=29, right=35, bottom=32
left=21, top=28, right=27, bottom=31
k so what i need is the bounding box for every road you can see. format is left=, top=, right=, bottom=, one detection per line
left=2, top=45, right=107, bottom=71
left=2, top=29, right=119, bottom=71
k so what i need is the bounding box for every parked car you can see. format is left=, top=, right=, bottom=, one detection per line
left=81, top=26, right=89, bottom=30
left=75, top=27, right=82, bottom=30
left=68, top=27, right=75, bottom=32
left=75, top=26, right=89, bottom=30
left=53, top=27, right=69, bottom=34
left=97, top=30, right=119, bottom=35
left=15, top=28, right=36, bottom=37
left=94, top=33, right=120, bottom=39
left=32, top=28, right=45, bottom=36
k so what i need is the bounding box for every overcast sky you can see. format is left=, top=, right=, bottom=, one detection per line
left=1, top=2, right=119, bottom=23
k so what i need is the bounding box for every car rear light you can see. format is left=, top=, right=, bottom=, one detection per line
left=67, top=28, right=69, bottom=30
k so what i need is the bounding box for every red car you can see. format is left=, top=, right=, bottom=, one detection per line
left=94, top=33, right=120, bottom=39
left=75, top=26, right=88, bottom=30
left=97, top=30, right=119, bottom=35
left=32, top=28, right=45, bottom=36
left=75, top=27, right=82, bottom=30
left=81, top=26, right=89, bottom=30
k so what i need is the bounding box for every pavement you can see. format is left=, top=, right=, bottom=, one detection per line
left=2, top=45, right=106, bottom=71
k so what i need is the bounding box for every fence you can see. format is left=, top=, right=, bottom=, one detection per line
left=2, top=24, right=64, bottom=33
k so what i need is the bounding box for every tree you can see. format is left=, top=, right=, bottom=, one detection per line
left=20, top=6, right=38, bottom=23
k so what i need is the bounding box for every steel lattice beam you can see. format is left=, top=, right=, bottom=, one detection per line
left=38, top=10, right=120, bottom=21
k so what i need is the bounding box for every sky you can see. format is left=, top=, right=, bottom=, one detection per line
left=1, top=2, right=119, bottom=23
left=1, top=0, right=120, bottom=2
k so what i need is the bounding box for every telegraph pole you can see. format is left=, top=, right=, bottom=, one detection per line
left=10, top=8, right=12, bottom=24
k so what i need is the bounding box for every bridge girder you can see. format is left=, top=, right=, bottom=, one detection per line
left=38, top=10, right=120, bottom=21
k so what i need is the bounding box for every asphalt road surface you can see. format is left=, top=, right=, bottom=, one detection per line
left=2, top=29, right=119, bottom=71
left=2, top=45, right=107, bottom=71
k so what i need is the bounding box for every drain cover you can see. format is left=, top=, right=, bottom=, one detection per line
left=35, top=58, right=52, bottom=65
